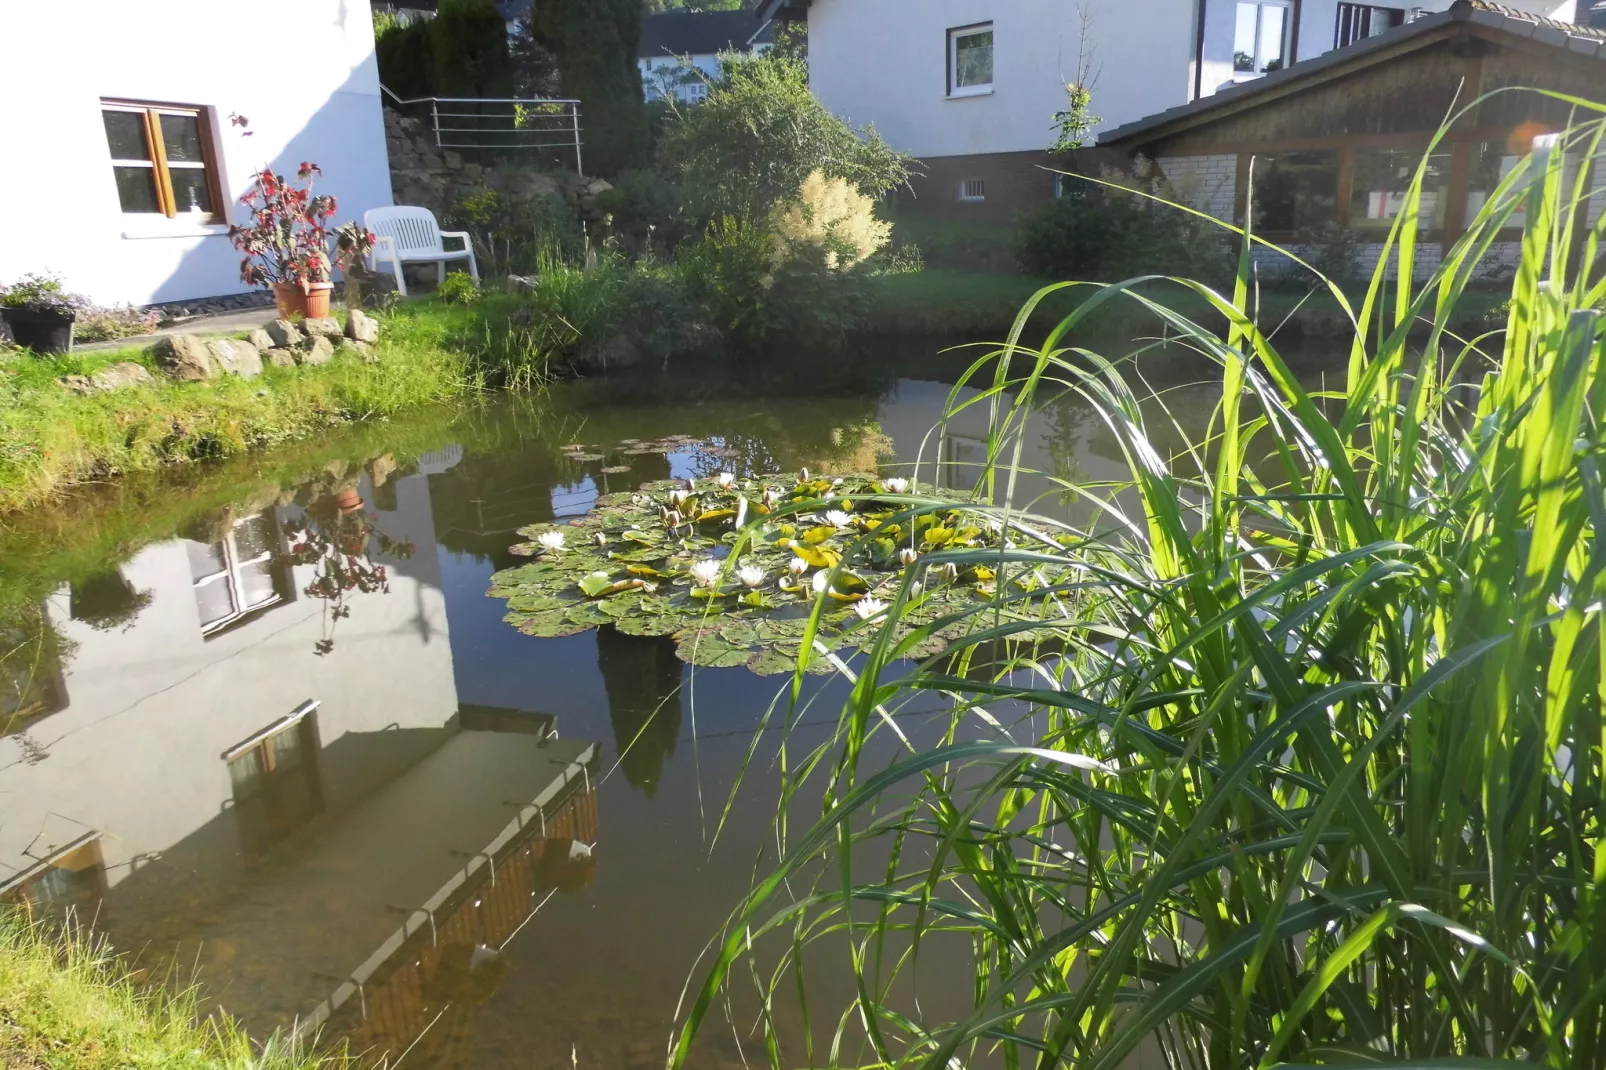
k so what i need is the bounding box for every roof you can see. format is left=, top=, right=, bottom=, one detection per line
left=639, top=10, right=775, bottom=58
left=1101, top=0, right=1606, bottom=149
left=756, top=0, right=809, bottom=20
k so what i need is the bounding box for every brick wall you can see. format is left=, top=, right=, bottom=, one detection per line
left=1155, top=154, right=1238, bottom=222
left=898, top=148, right=1128, bottom=225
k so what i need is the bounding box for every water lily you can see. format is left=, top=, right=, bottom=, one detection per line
left=799, top=467, right=810, bottom=482
left=717, top=472, right=736, bottom=489
left=909, top=581, right=923, bottom=598
left=788, top=557, right=809, bottom=576
left=690, top=558, right=722, bottom=588
left=668, top=488, right=689, bottom=507
left=538, top=530, right=566, bottom=553
left=884, top=477, right=909, bottom=494
left=761, top=488, right=780, bottom=508
left=735, top=496, right=749, bottom=529
left=812, top=570, right=830, bottom=594
left=823, top=510, right=851, bottom=529
left=594, top=532, right=608, bottom=548
left=853, top=597, right=889, bottom=621
left=665, top=509, right=683, bottom=530
left=898, top=547, right=919, bottom=567
left=738, top=565, right=766, bottom=588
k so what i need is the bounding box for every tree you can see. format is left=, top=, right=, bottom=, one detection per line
left=532, top=0, right=650, bottom=177
left=432, top=0, right=513, bottom=97
left=658, top=52, right=911, bottom=220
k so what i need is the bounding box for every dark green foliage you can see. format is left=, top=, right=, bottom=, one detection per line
left=445, top=185, right=582, bottom=276
left=532, top=0, right=649, bottom=177
left=678, top=218, right=865, bottom=343
left=375, top=13, right=436, bottom=99
left=432, top=0, right=513, bottom=97
left=436, top=270, right=482, bottom=304
left=658, top=52, right=911, bottom=220
left=594, top=168, right=690, bottom=251
left=1015, top=181, right=1231, bottom=285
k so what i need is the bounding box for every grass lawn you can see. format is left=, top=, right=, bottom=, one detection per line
left=859, top=268, right=1513, bottom=341
left=0, top=303, right=487, bottom=515
left=0, top=913, right=344, bottom=1069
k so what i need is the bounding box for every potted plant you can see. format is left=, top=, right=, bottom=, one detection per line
left=228, top=163, right=338, bottom=319
left=0, top=273, right=87, bottom=354
left=332, top=221, right=379, bottom=311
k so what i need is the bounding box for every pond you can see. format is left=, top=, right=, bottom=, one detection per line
left=0, top=335, right=1342, bottom=1069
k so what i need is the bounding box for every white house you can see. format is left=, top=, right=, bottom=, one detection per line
left=761, top=0, right=1578, bottom=219
left=639, top=10, right=776, bottom=105
left=0, top=0, right=394, bottom=308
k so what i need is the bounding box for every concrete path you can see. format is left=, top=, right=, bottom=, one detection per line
left=76, top=308, right=285, bottom=352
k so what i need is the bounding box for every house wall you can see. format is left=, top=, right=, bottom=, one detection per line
left=0, top=0, right=393, bottom=307
left=640, top=52, right=724, bottom=102
left=806, top=0, right=1199, bottom=161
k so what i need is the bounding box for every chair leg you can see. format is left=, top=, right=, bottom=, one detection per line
left=437, top=261, right=446, bottom=286
left=391, top=252, right=407, bottom=298
left=465, top=249, right=480, bottom=283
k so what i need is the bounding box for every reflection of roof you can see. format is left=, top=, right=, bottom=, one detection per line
left=640, top=11, right=775, bottom=58
left=1101, top=0, right=1606, bottom=149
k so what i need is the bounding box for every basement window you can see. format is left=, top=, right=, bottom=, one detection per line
left=959, top=178, right=986, bottom=202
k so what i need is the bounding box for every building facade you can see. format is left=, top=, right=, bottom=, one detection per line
left=762, top=0, right=1579, bottom=220
left=0, top=0, right=394, bottom=307
left=638, top=10, right=776, bottom=105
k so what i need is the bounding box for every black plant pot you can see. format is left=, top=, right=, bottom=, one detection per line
left=1, top=306, right=75, bottom=354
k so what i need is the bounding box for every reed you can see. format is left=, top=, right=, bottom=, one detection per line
left=674, top=105, right=1606, bottom=1068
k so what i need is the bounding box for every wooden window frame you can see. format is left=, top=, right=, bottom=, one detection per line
left=101, top=99, right=225, bottom=222
left=189, top=512, right=292, bottom=637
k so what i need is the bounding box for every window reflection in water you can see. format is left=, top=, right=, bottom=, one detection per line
left=226, top=707, right=325, bottom=863
left=186, top=512, right=288, bottom=635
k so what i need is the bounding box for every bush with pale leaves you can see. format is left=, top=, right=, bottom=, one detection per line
left=770, top=171, right=891, bottom=272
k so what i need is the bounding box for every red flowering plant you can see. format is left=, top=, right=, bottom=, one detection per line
left=228, top=162, right=338, bottom=290
left=283, top=491, right=415, bottom=655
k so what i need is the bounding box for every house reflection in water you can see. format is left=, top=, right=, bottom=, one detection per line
left=0, top=455, right=602, bottom=1055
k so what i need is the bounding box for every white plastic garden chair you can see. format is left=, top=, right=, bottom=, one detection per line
left=363, top=206, right=478, bottom=297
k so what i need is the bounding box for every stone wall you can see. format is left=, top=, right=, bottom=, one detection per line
left=1156, top=154, right=1238, bottom=223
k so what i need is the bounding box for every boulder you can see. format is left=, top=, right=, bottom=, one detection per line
left=263, top=347, right=298, bottom=369
left=504, top=274, right=537, bottom=293
left=246, top=328, right=275, bottom=351
left=579, top=333, right=643, bottom=373
left=151, top=334, right=215, bottom=381
left=368, top=453, right=397, bottom=488
left=60, top=362, right=155, bottom=394
left=443, top=149, right=463, bottom=170
left=207, top=337, right=263, bottom=379
left=302, top=317, right=343, bottom=341
left=344, top=309, right=380, bottom=344
left=344, top=340, right=378, bottom=362
left=265, top=318, right=304, bottom=348
left=299, top=335, right=335, bottom=365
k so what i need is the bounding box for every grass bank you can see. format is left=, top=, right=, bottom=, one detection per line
left=0, top=307, right=481, bottom=514
left=859, top=267, right=1512, bottom=339
left=0, top=913, right=343, bottom=1069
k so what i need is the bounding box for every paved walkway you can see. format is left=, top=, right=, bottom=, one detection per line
left=76, top=308, right=285, bottom=352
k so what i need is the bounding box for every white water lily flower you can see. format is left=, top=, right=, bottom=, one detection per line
left=898, top=547, right=919, bottom=567
left=788, top=557, right=809, bottom=576
left=735, top=496, right=749, bottom=529
left=690, top=559, right=722, bottom=588
left=812, top=569, right=830, bottom=594
left=643, top=582, right=659, bottom=594
left=738, top=565, right=766, bottom=588
left=823, top=510, right=851, bottom=529
left=668, top=488, right=688, bottom=507
left=853, top=597, right=889, bottom=621
left=717, top=472, right=736, bottom=488
left=538, top=530, right=566, bottom=553
left=665, top=509, right=683, bottom=529
left=799, top=467, right=810, bottom=481
left=884, top=477, right=909, bottom=494
left=909, top=581, right=923, bottom=598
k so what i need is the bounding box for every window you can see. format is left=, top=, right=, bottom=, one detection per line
left=1234, top=1, right=1292, bottom=76
left=1056, top=174, right=1090, bottom=200
left=1249, top=151, right=1340, bottom=233
left=959, top=178, right=987, bottom=202
left=1335, top=3, right=1406, bottom=49
left=1351, top=148, right=1452, bottom=232
left=186, top=512, right=289, bottom=635
left=948, top=24, right=993, bottom=97
left=101, top=101, right=222, bottom=219
left=682, top=81, right=708, bottom=104
left=1, top=837, right=106, bottom=916
left=225, top=703, right=324, bottom=861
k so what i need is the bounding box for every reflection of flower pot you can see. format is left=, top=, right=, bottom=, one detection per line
left=304, top=281, right=334, bottom=320
left=334, top=486, right=364, bottom=515
left=1, top=306, right=75, bottom=354
left=272, top=282, right=307, bottom=320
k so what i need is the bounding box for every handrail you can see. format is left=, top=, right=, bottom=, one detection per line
left=380, top=83, right=583, bottom=172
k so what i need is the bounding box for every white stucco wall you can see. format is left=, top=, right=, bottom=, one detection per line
left=640, top=53, right=725, bottom=102
left=0, top=0, right=393, bottom=307
left=806, top=0, right=1198, bottom=159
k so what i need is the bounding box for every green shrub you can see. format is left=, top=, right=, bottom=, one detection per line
left=436, top=270, right=481, bottom=304
left=531, top=0, right=649, bottom=177
left=594, top=168, right=689, bottom=250
left=445, top=186, right=581, bottom=276
left=1016, top=171, right=1231, bottom=284
left=375, top=14, right=435, bottom=100
left=659, top=52, right=913, bottom=221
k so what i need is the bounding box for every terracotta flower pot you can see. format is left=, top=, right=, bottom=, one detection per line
left=272, top=282, right=308, bottom=320
left=334, top=486, right=364, bottom=515
left=304, top=281, right=334, bottom=320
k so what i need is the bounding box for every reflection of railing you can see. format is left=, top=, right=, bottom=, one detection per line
left=293, top=742, right=598, bottom=1054
left=381, top=85, right=583, bottom=173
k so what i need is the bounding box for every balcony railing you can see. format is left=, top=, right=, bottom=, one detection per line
left=382, top=85, right=584, bottom=173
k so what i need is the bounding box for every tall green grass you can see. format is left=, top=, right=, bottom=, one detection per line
left=673, top=109, right=1606, bottom=1066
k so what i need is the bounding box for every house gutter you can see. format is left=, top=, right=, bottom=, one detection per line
left=1192, top=0, right=1209, bottom=101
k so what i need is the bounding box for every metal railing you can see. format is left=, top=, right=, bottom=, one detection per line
left=382, top=85, right=583, bottom=173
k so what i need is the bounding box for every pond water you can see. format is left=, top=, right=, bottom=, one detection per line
left=0, top=336, right=1341, bottom=1069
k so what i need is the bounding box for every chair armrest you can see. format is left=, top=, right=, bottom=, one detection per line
left=439, top=230, right=473, bottom=252
left=370, top=233, right=399, bottom=265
